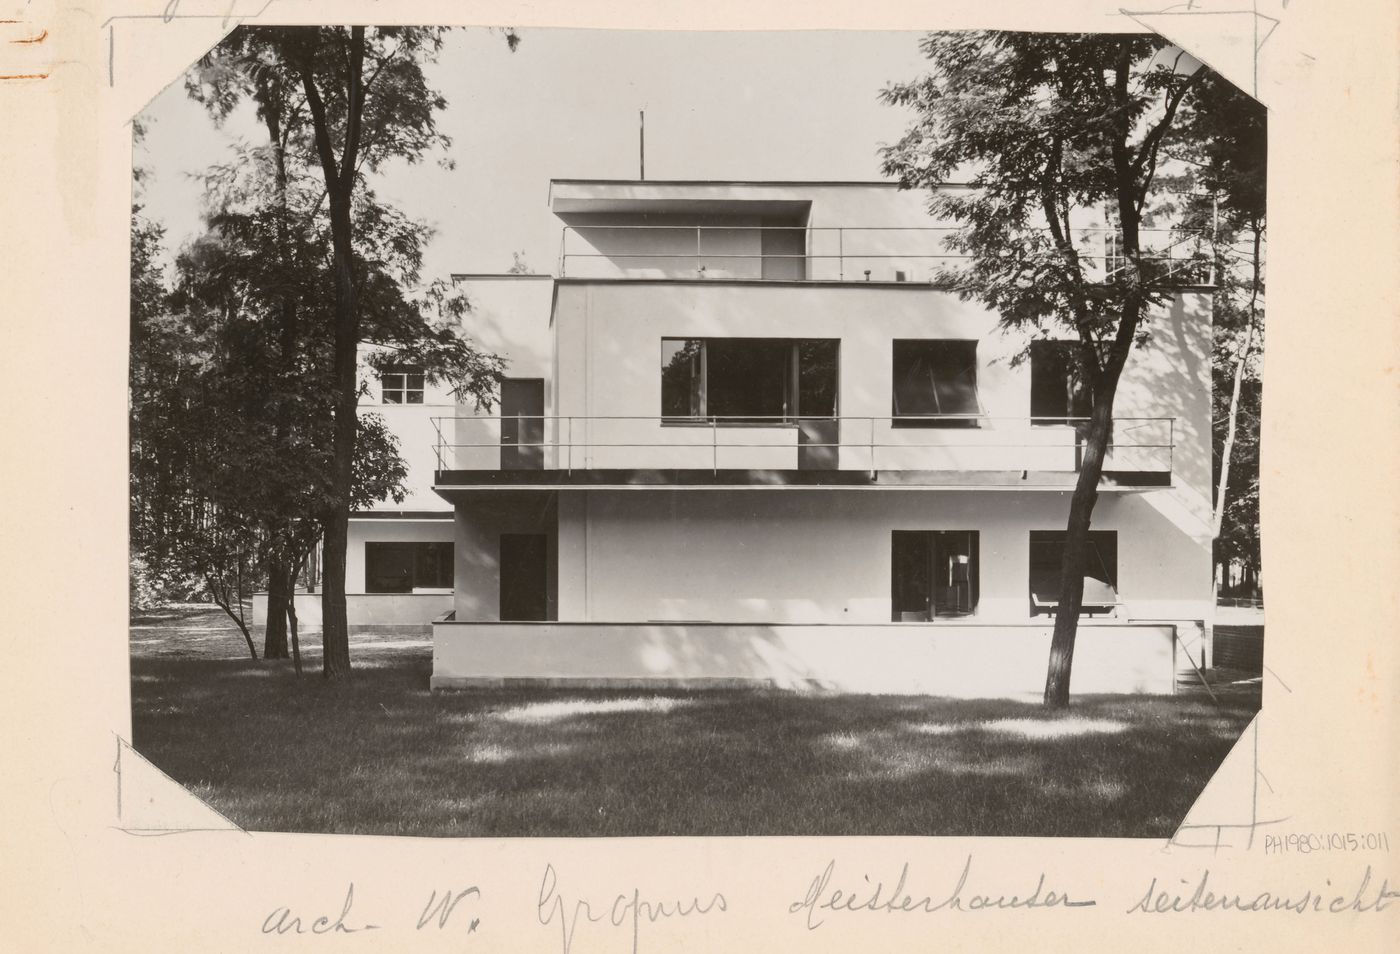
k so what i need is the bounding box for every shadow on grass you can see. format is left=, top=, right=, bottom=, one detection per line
left=131, top=610, right=1260, bottom=838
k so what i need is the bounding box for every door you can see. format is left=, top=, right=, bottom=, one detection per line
left=499, top=533, right=548, bottom=621
left=501, top=378, right=545, bottom=470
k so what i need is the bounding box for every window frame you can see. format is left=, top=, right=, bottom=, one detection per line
left=1027, top=530, right=1120, bottom=617
left=660, top=337, right=840, bottom=426
left=364, top=541, right=454, bottom=594
left=380, top=365, right=426, bottom=405
left=890, top=529, right=981, bottom=621
left=890, top=339, right=982, bottom=428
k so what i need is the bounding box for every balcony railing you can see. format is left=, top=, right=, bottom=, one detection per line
left=431, top=415, right=1175, bottom=485
left=556, top=225, right=1214, bottom=285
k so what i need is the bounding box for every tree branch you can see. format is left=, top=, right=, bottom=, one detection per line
left=339, top=26, right=367, bottom=195
left=1132, top=65, right=1203, bottom=184
left=297, top=43, right=341, bottom=195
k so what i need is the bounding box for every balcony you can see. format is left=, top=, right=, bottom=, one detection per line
left=556, top=224, right=1214, bottom=285
left=431, top=415, right=1175, bottom=492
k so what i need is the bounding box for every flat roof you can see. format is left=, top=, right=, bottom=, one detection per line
left=549, top=178, right=971, bottom=188
left=449, top=273, right=555, bottom=281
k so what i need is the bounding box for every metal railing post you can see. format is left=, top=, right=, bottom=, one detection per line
left=696, top=226, right=703, bottom=276
left=838, top=228, right=844, bottom=281
left=712, top=419, right=718, bottom=474
left=567, top=416, right=573, bottom=474
left=869, top=417, right=876, bottom=478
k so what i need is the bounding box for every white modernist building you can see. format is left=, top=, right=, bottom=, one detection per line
left=425, top=179, right=1217, bottom=698
left=265, top=178, right=1217, bottom=699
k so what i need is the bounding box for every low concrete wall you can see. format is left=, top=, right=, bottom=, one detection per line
left=254, top=591, right=453, bottom=631
left=430, top=620, right=1176, bottom=697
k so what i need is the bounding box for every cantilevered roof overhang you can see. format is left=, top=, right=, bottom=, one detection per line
left=432, top=468, right=1170, bottom=500
left=549, top=179, right=845, bottom=216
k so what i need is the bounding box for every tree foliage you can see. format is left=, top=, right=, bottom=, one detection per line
left=881, top=32, right=1227, bottom=705
left=168, top=25, right=509, bottom=677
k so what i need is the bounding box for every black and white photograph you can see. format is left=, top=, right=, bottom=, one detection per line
left=125, top=25, right=1268, bottom=839
left=7, top=0, right=1400, bottom=950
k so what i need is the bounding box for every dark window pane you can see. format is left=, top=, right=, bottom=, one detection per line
left=381, top=367, right=427, bottom=405
left=891, top=531, right=933, bottom=621
left=367, top=541, right=453, bottom=592
left=661, top=339, right=704, bottom=419
left=706, top=338, right=791, bottom=421
left=798, top=340, right=839, bottom=417
left=663, top=338, right=840, bottom=423
left=365, top=542, right=415, bottom=593
left=892, top=340, right=979, bottom=426
left=1030, top=341, right=1092, bottom=424
left=892, top=530, right=979, bottom=620
left=416, top=542, right=454, bottom=589
left=1028, top=530, right=1118, bottom=613
left=932, top=530, right=979, bottom=616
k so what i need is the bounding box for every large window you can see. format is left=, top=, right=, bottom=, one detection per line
left=661, top=337, right=838, bottom=423
left=380, top=366, right=425, bottom=404
left=1029, top=341, right=1092, bottom=425
left=891, top=340, right=980, bottom=427
left=891, top=530, right=980, bottom=620
left=1028, top=530, right=1119, bottom=616
left=365, top=542, right=453, bottom=593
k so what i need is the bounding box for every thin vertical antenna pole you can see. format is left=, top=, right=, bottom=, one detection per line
left=639, top=109, right=645, bottom=180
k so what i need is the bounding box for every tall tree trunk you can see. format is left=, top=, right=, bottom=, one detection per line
left=298, top=27, right=367, bottom=680
left=263, top=552, right=291, bottom=659
left=288, top=551, right=305, bottom=677
left=1043, top=390, right=1116, bottom=706
left=1043, top=317, right=1136, bottom=707
left=319, top=197, right=359, bottom=679
left=1212, top=225, right=1263, bottom=538
left=255, top=82, right=300, bottom=667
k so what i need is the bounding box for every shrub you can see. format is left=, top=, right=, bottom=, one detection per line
left=130, top=553, right=207, bottom=611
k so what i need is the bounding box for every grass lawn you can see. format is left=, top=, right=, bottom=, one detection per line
left=130, top=606, right=1259, bottom=838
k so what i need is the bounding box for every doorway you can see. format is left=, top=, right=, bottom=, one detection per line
left=499, top=533, right=549, bottom=621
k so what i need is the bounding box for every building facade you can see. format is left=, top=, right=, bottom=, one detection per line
left=426, top=180, right=1216, bottom=698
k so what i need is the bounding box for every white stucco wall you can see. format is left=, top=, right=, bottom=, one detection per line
left=552, top=488, right=1211, bottom=626
left=551, top=282, right=1210, bottom=505
left=254, top=592, right=451, bottom=630
left=452, top=491, right=558, bottom=622
left=549, top=181, right=1116, bottom=282
left=431, top=620, right=1177, bottom=697
left=441, top=276, right=557, bottom=471
left=354, top=275, right=558, bottom=490
left=442, top=183, right=1214, bottom=636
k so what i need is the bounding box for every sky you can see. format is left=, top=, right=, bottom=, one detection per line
left=135, top=28, right=933, bottom=281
